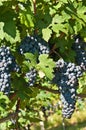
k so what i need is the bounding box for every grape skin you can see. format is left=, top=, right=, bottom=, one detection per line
left=18, top=35, right=49, bottom=55
left=25, top=68, right=37, bottom=87
left=73, top=35, right=86, bottom=71
left=53, top=59, right=83, bottom=118
left=0, top=46, right=20, bottom=95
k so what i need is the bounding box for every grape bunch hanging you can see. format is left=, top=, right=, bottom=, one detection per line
left=53, top=35, right=86, bottom=118
left=18, top=35, right=50, bottom=87
left=18, top=35, right=49, bottom=55
left=73, top=35, right=86, bottom=71
left=53, top=59, right=83, bottom=118
left=0, top=46, right=20, bottom=95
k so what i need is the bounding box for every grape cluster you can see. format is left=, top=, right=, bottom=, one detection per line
left=53, top=59, right=83, bottom=118
left=0, top=46, right=20, bottom=95
left=18, top=35, right=49, bottom=55
left=18, top=35, right=50, bottom=87
left=25, top=68, right=37, bottom=87
left=73, top=35, right=86, bottom=71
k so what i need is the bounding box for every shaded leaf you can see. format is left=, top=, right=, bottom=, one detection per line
left=0, top=10, right=16, bottom=38
left=3, top=20, right=16, bottom=38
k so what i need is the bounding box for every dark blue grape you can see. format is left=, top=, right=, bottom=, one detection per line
left=0, top=46, right=20, bottom=95
left=53, top=59, right=83, bottom=118
left=73, top=35, right=86, bottom=71
left=25, top=68, right=37, bottom=87
left=18, top=35, right=49, bottom=55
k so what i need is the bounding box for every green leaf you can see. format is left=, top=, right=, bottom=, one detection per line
left=0, top=92, right=10, bottom=104
left=3, top=20, right=16, bottom=38
left=52, top=14, right=64, bottom=24
left=4, top=29, right=20, bottom=43
left=77, top=4, right=86, bottom=22
left=61, top=11, right=71, bottom=21
left=74, top=21, right=82, bottom=34
left=59, top=0, right=68, bottom=3
left=12, top=75, right=33, bottom=100
left=52, top=24, right=68, bottom=35
left=0, top=22, right=5, bottom=40
left=19, top=10, right=34, bottom=28
left=17, top=0, right=26, bottom=2
left=0, top=10, right=16, bottom=38
left=78, top=73, right=86, bottom=94
left=24, top=53, right=37, bottom=68
left=37, top=54, right=55, bottom=80
left=0, top=0, right=8, bottom=6
left=0, top=10, right=20, bottom=43
left=23, top=61, right=30, bottom=71
left=42, top=28, right=52, bottom=42
left=36, top=91, right=51, bottom=100
left=0, top=92, right=10, bottom=111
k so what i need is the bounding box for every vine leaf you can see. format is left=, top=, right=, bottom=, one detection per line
left=37, top=54, right=55, bottom=80
left=42, top=28, right=52, bottom=42
left=0, top=10, right=16, bottom=38
left=24, top=53, right=37, bottom=68
left=0, top=92, right=10, bottom=111
left=78, top=73, right=86, bottom=94
left=19, top=10, right=34, bottom=28
left=3, top=20, right=16, bottom=38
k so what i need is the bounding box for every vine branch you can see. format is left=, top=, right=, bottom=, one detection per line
left=16, top=98, right=20, bottom=112
left=33, top=0, right=36, bottom=15
left=33, top=0, right=38, bottom=34
left=35, top=84, right=59, bottom=94
left=0, top=111, right=19, bottom=124
left=34, top=84, right=86, bottom=98
left=0, top=99, right=21, bottom=125
left=77, top=93, right=86, bottom=98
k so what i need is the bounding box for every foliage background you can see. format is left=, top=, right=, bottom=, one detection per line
left=0, top=0, right=86, bottom=129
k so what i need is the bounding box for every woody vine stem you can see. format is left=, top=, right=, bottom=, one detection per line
left=33, top=0, right=36, bottom=15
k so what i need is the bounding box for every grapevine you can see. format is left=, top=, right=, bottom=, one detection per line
left=0, top=0, right=86, bottom=129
